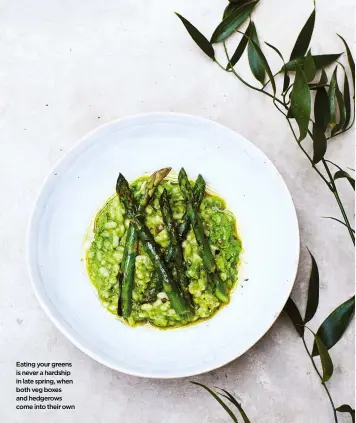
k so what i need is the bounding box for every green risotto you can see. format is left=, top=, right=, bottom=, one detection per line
left=86, top=172, right=242, bottom=328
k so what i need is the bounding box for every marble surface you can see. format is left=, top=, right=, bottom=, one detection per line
left=0, top=0, right=354, bottom=422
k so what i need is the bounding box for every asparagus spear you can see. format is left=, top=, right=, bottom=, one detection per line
left=179, top=169, right=215, bottom=271
left=118, top=224, right=137, bottom=317
left=178, top=168, right=229, bottom=303
left=165, top=174, right=206, bottom=263
left=118, top=168, right=171, bottom=317
left=159, top=189, right=192, bottom=303
left=137, top=168, right=172, bottom=210
left=177, top=173, right=206, bottom=241
left=192, top=174, right=207, bottom=210
left=116, top=174, right=192, bottom=319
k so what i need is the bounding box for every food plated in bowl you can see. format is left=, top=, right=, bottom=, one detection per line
left=27, top=113, right=299, bottom=378
left=86, top=168, right=242, bottom=328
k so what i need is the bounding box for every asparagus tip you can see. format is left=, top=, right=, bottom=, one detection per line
left=152, top=167, right=172, bottom=186
left=116, top=173, right=128, bottom=196
left=179, top=167, right=187, bottom=177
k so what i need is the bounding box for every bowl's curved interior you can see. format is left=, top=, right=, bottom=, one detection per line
left=28, top=113, right=299, bottom=378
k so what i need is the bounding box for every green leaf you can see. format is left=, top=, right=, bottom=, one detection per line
left=312, top=296, right=355, bottom=356
left=313, top=86, right=328, bottom=164
left=217, top=389, right=251, bottom=423
left=338, top=34, right=355, bottom=91
left=312, top=124, right=327, bottom=164
left=304, top=249, right=319, bottom=323
left=191, top=382, right=239, bottom=423
left=331, top=78, right=347, bottom=136
left=223, top=3, right=239, bottom=19
left=227, top=21, right=252, bottom=69
left=287, top=107, right=294, bottom=119
left=248, top=22, right=266, bottom=84
left=238, top=29, right=276, bottom=95
left=265, top=42, right=285, bottom=62
left=264, top=41, right=289, bottom=96
left=228, top=0, right=253, bottom=4
left=290, top=9, right=315, bottom=60
left=284, top=298, right=304, bottom=337
left=252, top=43, right=276, bottom=95
left=314, top=334, right=334, bottom=382
left=290, top=63, right=311, bottom=141
left=323, top=216, right=355, bottom=233
left=175, top=14, right=215, bottom=60
left=334, top=169, right=355, bottom=190
left=310, top=69, right=328, bottom=89
left=336, top=405, right=355, bottom=423
left=314, top=87, right=330, bottom=131
left=313, top=54, right=343, bottom=69
left=284, top=54, right=342, bottom=72
left=328, top=67, right=338, bottom=128
left=211, top=1, right=259, bottom=43
left=337, top=62, right=352, bottom=130
left=326, top=160, right=356, bottom=190
left=343, top=70, right=351, bottom=129
left=304, top=50, right=316, bottom=82
left=283, top=73, right=291, bottom=94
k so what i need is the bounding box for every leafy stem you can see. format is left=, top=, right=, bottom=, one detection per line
left=321, top=158, right=355, bottom=244
left=302, top=336, right=338, bottom=423
left=220, top=38, right=354, bottom=244
left=176, top=0, right=354, bottom=246
left=176, top=6, right=355, bottom=422
left=283, top=111, right=354, bottom=245
left=332, top=187, right=355, bottom=243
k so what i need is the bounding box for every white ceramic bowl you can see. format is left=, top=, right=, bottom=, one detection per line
left=27, top=113, right=299, bottom=378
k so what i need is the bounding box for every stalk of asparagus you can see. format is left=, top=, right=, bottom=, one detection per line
left=118, top=168, right=171, bottom=318
left=177, top=174, right=206, bottom=241
left=165, top=174, right=206, bottom=263
left=178, top=168, right=229, bottom=303
left=118, top=224, right=137, bottom=316
left=159, top=189, right=192, bottom=304
left=117, top=174, right=192, bottom=319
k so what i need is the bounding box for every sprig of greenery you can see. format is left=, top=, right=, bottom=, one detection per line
left=284, top=254, right=355, bottom=423
left=175, top=0, right=355, bottom=244
left=192, top=252, right=355, bottom=422
left=191, top=382, right=252, bottom=423
left=176, top=1, right=355, bottom=422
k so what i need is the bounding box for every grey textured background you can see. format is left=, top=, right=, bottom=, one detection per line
left=0, top=0, right=354, bottom=422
